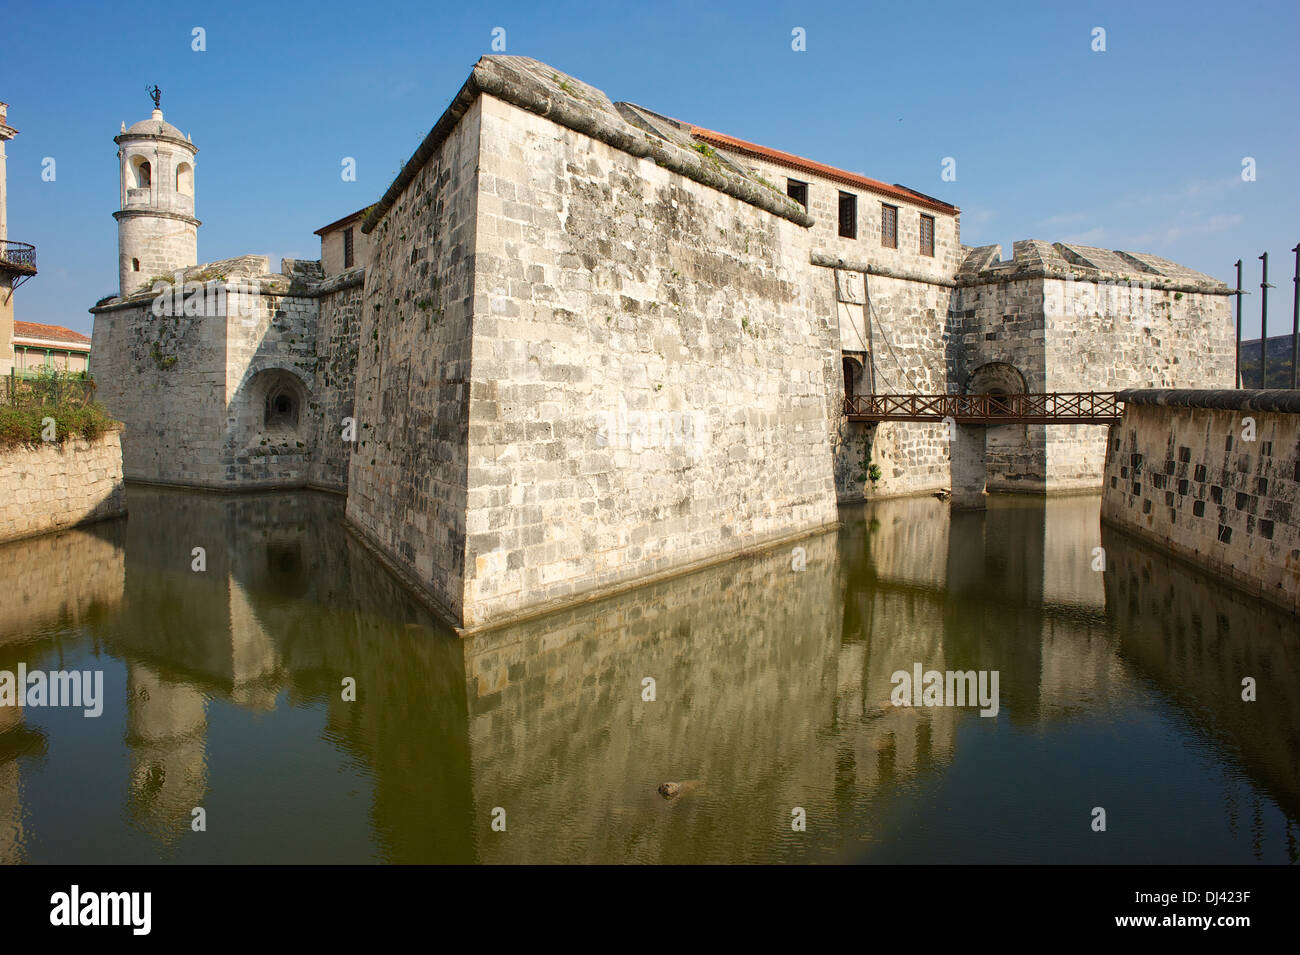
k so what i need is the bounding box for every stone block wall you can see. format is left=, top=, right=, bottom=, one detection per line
left=90, top=257, right=358, bottom=492
left=949, top=276, right=1049, bottom=490
left=90, top=287, right=231, bottom=486
left=0, top=428, right=126, bottom=543
left=346, top=97, right=483, bottom=622
left=951, top=243, right=1235, bottom=492
left=1101, top=390, right=1300, bottom=614
left=307, top=271, right=363, bottom=491
left=221, top=283, right=320, bottom=487
left=458, top=93, right=838, bottom=628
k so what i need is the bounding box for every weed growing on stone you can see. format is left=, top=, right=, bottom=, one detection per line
left=0, top=403, right=116, bottom=449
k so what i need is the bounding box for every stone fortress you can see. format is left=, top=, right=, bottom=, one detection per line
left=90, top=56, right=1234, bottom=632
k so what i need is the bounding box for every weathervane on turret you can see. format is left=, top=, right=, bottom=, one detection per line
left=146, top=85, right=161, bottom=110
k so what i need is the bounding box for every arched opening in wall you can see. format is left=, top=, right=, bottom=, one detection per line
left=238, top=368, right=311, bottom=446
left=264, top=383, right=300, bottom=432
left=130, top=156, right=152, bottom=189
left=132, top=258, right=140, bottom=272
left=176, top=162, right=193, bottom=197
left=966, top=361, right=1029, bottom=449
left=966, top=362, right=1027, bottom=408
left=842, top=353, right=867, bottom=400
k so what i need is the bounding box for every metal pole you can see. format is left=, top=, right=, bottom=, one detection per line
left=1260, top=253, right=1269, bottom=388
left=1291, top=243, right=1299, bottom=389
left=1235, top=259, right=1243, bottom=388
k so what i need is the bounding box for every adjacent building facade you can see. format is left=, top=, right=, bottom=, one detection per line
left=89, top=56, right=1234, bottom=631
left=10, top=320, right=91, bottom=375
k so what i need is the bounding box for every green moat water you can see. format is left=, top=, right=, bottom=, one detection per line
left=0, top=485, right=1296, bottom=864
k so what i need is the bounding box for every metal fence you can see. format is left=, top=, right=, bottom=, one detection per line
left=3, top=371, right=97, bottom=408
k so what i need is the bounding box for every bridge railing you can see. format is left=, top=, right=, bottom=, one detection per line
left=844, top=391, right=1122, bottom=423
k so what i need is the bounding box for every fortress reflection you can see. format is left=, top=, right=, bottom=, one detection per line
left=0, top=487, right=1294, bottom=862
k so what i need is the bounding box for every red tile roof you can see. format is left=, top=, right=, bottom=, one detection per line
left=688, top=126, right=959, bottom=216
left=13, top=321, right=92, bottom=349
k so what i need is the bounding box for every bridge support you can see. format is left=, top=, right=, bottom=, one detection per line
left=950, top=424, right=987, bottom=510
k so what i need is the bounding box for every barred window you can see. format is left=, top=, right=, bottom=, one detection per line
left=919, top=214, right=935, bottom=257
left=881, top=204, right=898, bottom=248
left=838, top=192, right=857, bottom=239
left=786, top=178, right=808, bottom=209
left=343, top=227, right=355, bottom=269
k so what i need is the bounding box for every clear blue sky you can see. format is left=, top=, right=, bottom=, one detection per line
left=7, top=0, right=1298, bottom=337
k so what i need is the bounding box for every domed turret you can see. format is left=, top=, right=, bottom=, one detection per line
left=113, top=90, right=199, bottom=296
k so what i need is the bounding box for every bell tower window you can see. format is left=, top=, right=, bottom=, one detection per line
left=128, top=155, right=152, bottom=189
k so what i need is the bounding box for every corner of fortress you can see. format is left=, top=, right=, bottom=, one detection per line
left=89, top=55, right=1236, bottom=632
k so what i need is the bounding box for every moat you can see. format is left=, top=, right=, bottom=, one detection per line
left=1, top=485, right=1296, bottom=864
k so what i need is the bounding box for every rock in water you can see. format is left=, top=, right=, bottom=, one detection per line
left=658, top=780, right=702, bottom=800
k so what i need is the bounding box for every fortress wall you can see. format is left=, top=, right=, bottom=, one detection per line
left=1043, top=281, right=1233, bottom=490
left=90, top=293, right=230, bottom=485
left=951, top=274, right=1234, bottom=493
left=1102, top=391, right=1300, bottom=614
left=850, top=274, right=952, bottom=501
left=0, top=428, right=126, bottom=544
left=458, top=95, right=839, bottom=629
left=725, top=151, right=957, bottom=503
left=950, top=278, right=1049, bottom=491
left=307, top=274, right=363, bottom=492
left=221, top=289, right=320, bottom=487
left=717, top=149, right=958, bottom=503
left=345, top=97, right=483, bottom=623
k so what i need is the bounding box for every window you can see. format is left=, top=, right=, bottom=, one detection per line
left=786, top=178, right=808, bottom=209
left=838, top=192, right=857, bottom=238
left=130, top=156, right=152, bottom=189
left=343, top=227, right=355, bottom=269
left=881, top=204, right=898, bottom=249
left=132, top=258, right=140, bottom=272
left=919, top=214, right=935, bottom=257
left=176, top=162, right=194, bottom=197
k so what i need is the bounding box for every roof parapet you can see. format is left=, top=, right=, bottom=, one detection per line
left=361, top=56, right=813, bottom=235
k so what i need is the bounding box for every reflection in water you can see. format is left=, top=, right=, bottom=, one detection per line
left=0, top=486, right=1294, bottom=863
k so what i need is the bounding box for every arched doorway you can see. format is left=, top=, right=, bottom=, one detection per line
left=965, top=361, right=1028, bottom=414
left=965, top=361, right=1035, bottom=491
left=842, top=353, right=866, bottom=399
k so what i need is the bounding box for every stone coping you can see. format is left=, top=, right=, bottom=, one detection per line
left=811, top=252, right=955, bottom=288
left=956, top=269, right=1235, bottom=295
left=361, top=55, right=813, bottom=236
left=1118, top=388, right=1300, bottom=414
left=314, top=265, right=365, bottom=296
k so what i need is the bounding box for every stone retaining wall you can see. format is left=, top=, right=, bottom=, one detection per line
left=1101, top=389, right=1300, bottom=614
left=0, top=428, right=126, bottom=543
